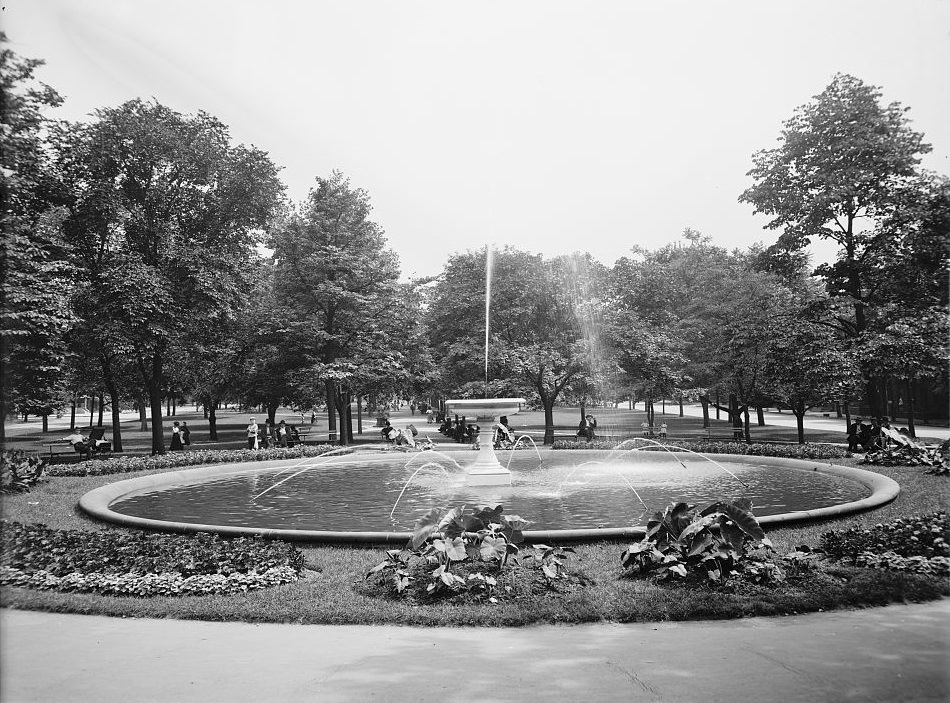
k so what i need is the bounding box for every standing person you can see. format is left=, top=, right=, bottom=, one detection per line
left=170, top=421, right=184, bottom=450
left=181, top=421, right=191, bottom=446
left=847, top=417, right=861, bottom=452
left=276, top=420, right=288, bottom=447
left=246, top=417, right=259, bottom=449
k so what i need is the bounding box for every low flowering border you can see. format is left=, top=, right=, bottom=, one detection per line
left=46, top=445, right=346, bottom=478
left=0, top=565, right=299, bottom=596
left=552, top=438, right=849, bottom=461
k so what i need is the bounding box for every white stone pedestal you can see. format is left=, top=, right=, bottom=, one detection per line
left=443, top=398, right=525, bottom=487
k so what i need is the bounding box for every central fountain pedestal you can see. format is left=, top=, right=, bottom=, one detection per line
left=443, top=398, right=525, bottom=486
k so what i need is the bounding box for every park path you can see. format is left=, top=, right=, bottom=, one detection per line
left=2, top=600, right=948, bottom=702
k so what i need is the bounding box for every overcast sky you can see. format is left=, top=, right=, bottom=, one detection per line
left=5, top=1, right=949, bottom=279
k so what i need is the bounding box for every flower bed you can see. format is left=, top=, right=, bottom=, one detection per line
left=46, top=445, right=345, bottom=478
left=820, top=511, right=950, bottom=576
left=0, top=521, right=305, bottom=596
left=552, top=438, right=849, bottom=460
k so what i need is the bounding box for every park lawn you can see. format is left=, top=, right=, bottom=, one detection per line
left=1, top=460, right=948, bottom=626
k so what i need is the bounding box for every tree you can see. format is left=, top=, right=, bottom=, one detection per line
left=427, top=248, right=597, bottom=444
left=765, top=320, right=862, bottom=443
left=740, top=73, right=938, bottom=416
left=0, top=34, right=74, bottom=440
left=63, top=99, right=284, bottom=453
left=271, top=172, right=403, bottom=445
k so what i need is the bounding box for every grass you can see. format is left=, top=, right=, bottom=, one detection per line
left=2, top=458, right=948, bottom=625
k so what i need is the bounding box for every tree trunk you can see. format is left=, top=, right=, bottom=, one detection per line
left=843, top=402, right=852, bottom=434
left=678, top=395, right=684, bottom=417
left=42, top=413, right=49, bottom=433
left=699, top=394, right=710, bottom=428
left=794, top=406, right=806, bottom=444
left=141, top=353, right=166, bottom=455
left=70, top=399, right=76, bottom=430
left=137, top=397, right=148, bottom=432
left=579, top=399, right=586, bottom=421
left=757, top=406, right=765, bottom=426
left=715, top=390, right=721, bottom=420
left=266, top=400, right=279, bottom=426
left=542, top=397, right=555, bottom=445
left=333, top=385, right=349, bottom=446
left=357, top=396, right=363, bottom=435
left=743, top=407, right=751, bottom=442
left=346, top=395, right=354, bottom=442
left=208, top=397, right=219, bottom=441
left=97, top=392, right=105, bottom=427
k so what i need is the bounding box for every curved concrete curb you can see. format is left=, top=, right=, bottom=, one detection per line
left=79, top=453, right=899, bottom=544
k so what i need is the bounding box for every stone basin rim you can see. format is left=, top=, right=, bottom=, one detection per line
left=77, top=452, right=899, bottom=544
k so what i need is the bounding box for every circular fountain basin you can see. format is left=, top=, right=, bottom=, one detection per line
left=79, top=449, right=899, bottom=544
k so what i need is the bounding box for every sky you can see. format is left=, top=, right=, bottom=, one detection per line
left=4, top=1, right=949, bottom=280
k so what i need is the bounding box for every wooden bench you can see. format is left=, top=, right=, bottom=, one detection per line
left=46, top=443, right=82, bottom=462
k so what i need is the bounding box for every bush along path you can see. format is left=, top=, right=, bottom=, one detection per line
left=0, top=522, right=306, bottom=597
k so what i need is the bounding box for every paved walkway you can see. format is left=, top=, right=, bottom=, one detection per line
left=2, top=600, right=948, bottom=702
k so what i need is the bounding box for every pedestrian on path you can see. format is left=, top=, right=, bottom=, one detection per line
left=181, top=421, right=191, bottom=446
left=169, top=422, right=183, bottom=450
left=246, top=417, right=259, bottom=449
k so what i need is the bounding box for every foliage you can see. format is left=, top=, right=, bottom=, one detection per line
left=861, top=432, right=950, bottom=471
left=552, top=438, right=849, bottom=460
left=0, top=35, right=74, bottom=434
left=366, top=505, right=573, bottom=602
left=820, top=511, right=949, bottom=576
left=0, top=451, right=47, bottom=493
left=45, top=444, right=345, bottom=477
left=54, top=98, right=284, bottom=454
left=620, top=499, right=781, bottom=584
left=0, top=520, right=304, bottom=596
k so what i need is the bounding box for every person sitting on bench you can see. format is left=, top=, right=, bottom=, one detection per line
left=64, top=429, right=92, bottom=458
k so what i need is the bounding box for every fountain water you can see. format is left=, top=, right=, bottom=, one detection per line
left=443, top=397, right=526, bottom=485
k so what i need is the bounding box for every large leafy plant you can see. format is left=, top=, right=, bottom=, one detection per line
left=620, top=499, right=780, bottom=584
left=0, top=451, right=46, bottom=493
left=367, top=505, right=571, bottom=601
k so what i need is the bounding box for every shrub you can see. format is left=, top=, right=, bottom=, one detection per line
left=820, top=511, right=950, bottom=576
left=861, top=437, right=949, bottom=471
left=620, top=499, right=781, bottom=585
left=366, top=505, right=574, bottom=603
left=46, top=444, right=346, bottom=478
left=0, top=451, right=47, bottom=494
left=552, top=439, right=849, bottom=460
left=0, top=521, right=305, bottom=596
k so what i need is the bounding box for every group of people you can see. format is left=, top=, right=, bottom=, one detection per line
left=438, top=415, right=480, bottom=445
left=168, top=421, right=191, bottom=450
left=63, top=428, right=112, bottom=458
left=244, top=417, right=297, bottom=450
left=846, top=417, right=911, bottom=452
left=380, top=420, right=433, bottom=450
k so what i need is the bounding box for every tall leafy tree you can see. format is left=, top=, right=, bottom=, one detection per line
left=62, top=99, right=283, bottom=453
left=740, top=73, right=939, bottom=416
left=270, top=172, right=402, bottom=445
left=0, top=34, right=74, bottom=439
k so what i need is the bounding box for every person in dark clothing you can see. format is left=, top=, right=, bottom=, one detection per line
left=576, top=414, right=597, bottom=441
left=847, top=418, right=861, bottom=452
left=170, top=421, right=184, bottom=450
left=181, top=421, right=191, bottom=446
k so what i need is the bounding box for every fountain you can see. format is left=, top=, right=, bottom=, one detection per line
left=443, top=397, right=525, bottom=485
left=76, top=246, right=901, bottom=542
